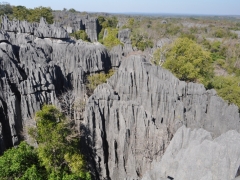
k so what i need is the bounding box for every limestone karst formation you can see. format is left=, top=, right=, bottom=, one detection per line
left=0, top=15, right=240, bottom=180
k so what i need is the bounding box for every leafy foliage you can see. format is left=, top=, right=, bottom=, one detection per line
left=87, top=69, right=115, bottom=94
left=28, top=6, right=54, bottom=24
left=70, top=30, right=90, bottom=41
left=98, top=16, right=119, bottom=45
left=0, top=105, right=91, bottom=180
left=12, top=5, right=54, bottom=23
left=98, top=16, right=118, bottom=29
left=0, top=2, right=12, bottom=16
left=12, top=6, right=29, bottom=21
left=29, top=105, right=91, bottom=179
left=101, top=28, right=122, bottom=48
left=0, top=142, right=46, bottom=180
left=68, top=8, right=76, bottom=13
left=163, top=37, right=213, bottom=85
left=210, top=76, right=240, bottom=108
left=213, top=28, right=238, bottom=39
left=131, top=31, right=153, bottom=51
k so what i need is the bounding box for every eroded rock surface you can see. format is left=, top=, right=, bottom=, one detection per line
left=83, top=55, right=240, bottom=179
left=142, top=126, right=240, bottom=180
left=0, top=17, right=111, bottom=153
left=0, top=15, right=240, bottom=180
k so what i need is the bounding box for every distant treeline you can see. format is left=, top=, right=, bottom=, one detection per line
left=0, top=2, right=54, bottom=23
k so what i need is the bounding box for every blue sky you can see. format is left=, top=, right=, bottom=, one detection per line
left=6, top=0, right=240, bottom=15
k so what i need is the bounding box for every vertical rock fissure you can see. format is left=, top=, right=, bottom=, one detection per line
left=0, top=97, right=12, bottom=149
left=95, top=100, right=110, bottom=179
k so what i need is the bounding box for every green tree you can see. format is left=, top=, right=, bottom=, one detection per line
left=131, top=31, right=153, bottom=51
left=29, top=105, right=90, bottom=179
left=211, top=76, right=240, bottom=108
left=69, top=8, right=76, bottom=13
left=12, top=6, right=54, bottom=24
left=0, top=142, right=46, bottom=180
left=13, top=6, right=30, bottom=21
left=70, top=30, right=89, bottom=41
left=28, top=6, right=53, bottom=24
left=87, top=69, right=115, bottom=94
left=102, top=28, right=122, bottom=48
left=98, top=16, right=119, bottom=43
left=163, top=37, right=213, bottom=85
left=0, top=2, right=13, bottom=16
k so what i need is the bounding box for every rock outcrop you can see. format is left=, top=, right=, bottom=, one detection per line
left=0, top=17, right=111, bottom=153
left=53, top=12, right=100, bottom=42
left=85, top=18, right=99, bottom=42
left=142, top=125, right=240, bottom=180
left=1, top=15, right=36, bottom=33
left=34, top=17, right=69, bottom=39
left=0, top=15, right=240, bottom=180
left=82, top=55, right=240, bottom=179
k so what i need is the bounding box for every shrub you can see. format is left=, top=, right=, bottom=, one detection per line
left=0, top=2, right=13, bottom=16
left=0, top=142, right=46, bottom=180
left=12, top=6, right=54, bottom=24
left=102, top=28, right=122, bottom=48
left=131, top=32, right=153, bottom=51
left=87, top=69, right=115, bottom=94
left=211, top=76, right=240, bottom=108
left=28, top=105, right=91, bottom=179
left=70, top=30, right=90, bottom=41
left=163, top=37, right=213, bottom=86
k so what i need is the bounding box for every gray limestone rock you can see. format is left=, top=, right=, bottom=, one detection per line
left=0, top=17, right=112, bottom=151
left=118, top=28, right=131, bottom=44
left=142, top=126, right=240, bottom=180
left=1, top=15, right=240, bottom=180
left=85, top=18, right=99, bottom=42
left=34, top=17, right=69, bottom=39
left=1, top=15, right=36, bottom=33
left=83, top=55, right=240, bottom=179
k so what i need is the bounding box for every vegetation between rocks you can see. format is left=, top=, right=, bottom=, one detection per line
left=0, top=105, right=91, bottom=180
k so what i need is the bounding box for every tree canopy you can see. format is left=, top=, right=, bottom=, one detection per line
left=0, top=2, right=12, bottom=16
left=101, top=28, right=122, bottom=48
left=5, top=4, right=54, bottom=24
left=0, top=105, right=91, bottom=180
left=163, top=37, right=213, bottom=85
left=210, top=76, right=240, bottom=108
left=0, top=142, right=46, bottom=180
left=70, top=30, right=90, bottom=41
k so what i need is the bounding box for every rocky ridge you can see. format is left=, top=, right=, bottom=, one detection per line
left=142, top=125, right=240, bottom=180
left=82, top=55, right=240, bottom=179
left=0, top=15, right=239, bottom=180
left=0, top=16, right=119, bottom=152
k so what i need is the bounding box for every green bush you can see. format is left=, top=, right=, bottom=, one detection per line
left=213, top=28, right=238, bottom=39
left=0, top=105, right=93, bottom=180
left=87, top=69, right=115, bottom=94
left=0, top=142, right=46, bottom=180
left=28, top=105, right=91, bottom=179
left=12, top=6, right=53, bottom=23
left=131, top=32, right=153, bottom=51
left=98, top=16, right=119, bottom=44
left=70, top=30, right=90, bottom=41
left=214, top=29, right=226, bottom=38
left=163, top=37, right=213, bottom=86
left=209, top=41, right=227, bottom=61
left=68, top=8, right=76, bottom=13
left=98, top=16, right=118, bottom=29
left=102, top=28, right=122, bottom=48
left=28, top=6, right=54, bottom=24
left=211, top=76, right=240, bottom=108
left=0, top=2, right=13, bottom=16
